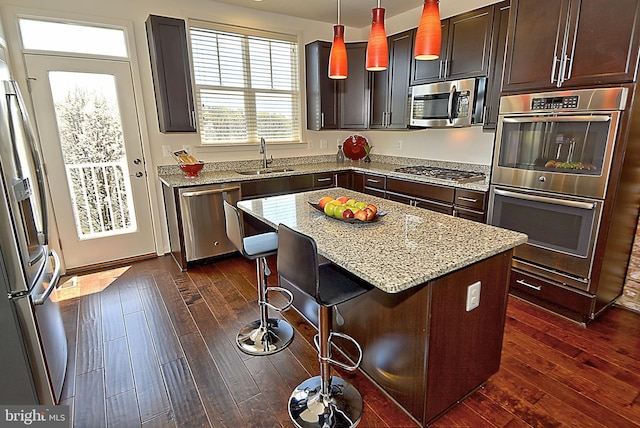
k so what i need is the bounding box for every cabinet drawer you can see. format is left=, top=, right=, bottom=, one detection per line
left=241, top=174, right=313, bottom=198
left=387, top=177, right=454, bottom=203
left=509, top=269, right=594, bottom=322
left=364, top=173, right=386, bottom=190
left=415, top=198, right=453, bottom=215
left=454, top=189, right=486, bottom=211
left=454, top=207, right=485, bottom=223
left=313, top=172, right=335, bottom=189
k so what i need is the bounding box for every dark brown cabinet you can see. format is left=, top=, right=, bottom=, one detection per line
left=453, top=188, right=487, bottom=223
left=370, top=30, right=414, bottom=129
left=483, top=1, right=510, bottom=130
left=411, top=6, right=495, bottom=85
left=306, top=42, right=370, bottom=130
left=146, top=15, right=196, bottom=133
left=386, top=177, right=455, bottom=215
left=305, top=41, right=338, bottom=130
left=339, top=43, right=370, bottom=129
left=362, top=173, right=386, bottom=198
left=312, top=171, right=350, bottom=190
left=503, top=0, right=640, bottom=92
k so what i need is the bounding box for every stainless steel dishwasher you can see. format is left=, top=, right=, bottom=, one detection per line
left=178, top=183, right=241, bottom=263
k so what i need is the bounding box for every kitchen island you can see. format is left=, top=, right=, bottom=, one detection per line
left=237, top=188, right=526, bottom=426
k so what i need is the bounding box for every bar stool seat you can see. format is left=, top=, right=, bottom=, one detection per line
left=223, top=200, right=294, bottom=355
left=277, top=224, right=372, bottom=428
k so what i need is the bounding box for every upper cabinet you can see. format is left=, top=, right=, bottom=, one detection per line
left=146, top=15, right=197, bottom=133
left=503, top=0, right=640, bottom=92
left=306, top=41, right=369, bottom=130
left=370, top=30, right=414, bottom=129
left=305, top=41, right=339, bottom=130
left=483, top=1, right=510, bottom=130
left=411, top=6, right=495, bottom=85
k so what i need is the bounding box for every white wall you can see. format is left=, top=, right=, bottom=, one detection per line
left=0, top=0, right=499, bottom=255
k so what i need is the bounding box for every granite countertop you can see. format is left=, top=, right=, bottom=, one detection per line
left=237, top=188, right=527, bottom=293
left=157, top=155, right=491, bottom=192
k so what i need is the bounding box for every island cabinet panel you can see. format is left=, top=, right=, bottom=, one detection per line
left=333, top=250, right=513, bottom=426
left=411, top=5, right=494, bottom=85
left=146, top=15, right=196, bottom=133
left=503, top=0, right=640, bottom=92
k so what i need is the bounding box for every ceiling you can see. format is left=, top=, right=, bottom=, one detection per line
left=212, top=0, right=425, bottom=28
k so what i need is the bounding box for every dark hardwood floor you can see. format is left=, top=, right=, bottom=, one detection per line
left=54, top=254, right=640, bottom=427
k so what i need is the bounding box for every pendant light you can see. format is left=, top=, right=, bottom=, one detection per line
left=329, top=0, right=348, bottom=79
left=414, top=0, right=441, bottom=60
left=366, top=1, right=388, bottom=71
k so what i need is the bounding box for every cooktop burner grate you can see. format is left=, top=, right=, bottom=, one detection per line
left=393, top=166, right=486, bottom=183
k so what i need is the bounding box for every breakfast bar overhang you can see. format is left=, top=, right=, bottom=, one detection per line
left=237, top=188, right=527, bottom=426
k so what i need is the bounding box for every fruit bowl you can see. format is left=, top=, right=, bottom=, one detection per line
left=309, top=202, right=386, bottom=223
left=179, top=161, right=204, bottom=177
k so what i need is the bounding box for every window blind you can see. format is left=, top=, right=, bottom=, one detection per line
left=189, top=22, right=301, bottom=144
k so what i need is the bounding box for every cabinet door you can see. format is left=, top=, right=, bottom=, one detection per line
left=313, top=172, right=335, bottom=189
left=411, top=20, right=449, bottom=85
left=483, top=2, right=510, bottom=130
left=445, top=6, right=494, bottom=80
left=502, top=0, right=572, bottom=92
left=351, top=171, right=364, bottom=192
left=146, top=15, right=196, bottom=133
left=339, top=43, right=370, bottom=129
left=305, top=42, right=338, bottom=130
left=387, top=30, right=414, bottom=129
left=371, top=30, right=414, bottom=129
left=563, top=0, right=640, bottom=87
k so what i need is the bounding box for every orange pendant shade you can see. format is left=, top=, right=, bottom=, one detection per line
left=329, top=24, right=348, bottom=79
left=414, top=0, right=441, bottom=60
left=366, top=7, right=388, bottom=71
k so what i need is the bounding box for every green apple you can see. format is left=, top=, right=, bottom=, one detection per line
left=324, top=202, right=337, bottom=216
left=333, top=205, right=347, bottom=219
left=355, top=201, right=367, bottom=211
left=346, top=199, right=357, bottom=207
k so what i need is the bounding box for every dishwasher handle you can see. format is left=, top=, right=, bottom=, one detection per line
left=181, top=186, right=240, bottom=198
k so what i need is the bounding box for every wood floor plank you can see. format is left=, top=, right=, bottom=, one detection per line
left=178, top=331, right=245, bottom=426
left=124, top=310, right=171, bottom=422
left=152, top=273, right=198, bottom=337
left=161, top=357, right=210, bottom=428
left=74, top=368, right=106, bottom=428
left=119, top=276, right=143, bottom=315
left=58, top=298, right=78, bottom=402
left=236, top=393, right=282, bottom=428
left=187, top=301, right=258, bottom=403
left=106, top=389, right=141, bottom=428
left=139, top=284, right=184, bottom=364
left=76, top=292, right=103, bottom=375
left=100, top=282, right=126, bottom=342
left=244, top=354, right=295, bottom=427
left=104, top=336, right=134, bottom=398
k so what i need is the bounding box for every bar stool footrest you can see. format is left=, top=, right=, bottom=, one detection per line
left=313, top=332, right=362, bottom=372
left=260, top=286, right=294, bottom=312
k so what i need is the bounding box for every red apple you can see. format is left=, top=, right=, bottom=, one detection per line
left=336, top=196, right=349, bottom=204
left=365, top=203, right=378, bottom=216
left=354, top=210, right=368, bottom=221
left=363, top=208, right=375, bottom=221
left=342, top=209, right=354, bottom=219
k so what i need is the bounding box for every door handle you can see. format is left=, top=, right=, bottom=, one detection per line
left=447, top=85, right=456, bottom=124
left=33, top=250, right=62, bottom=305
left=182, top=186, right=240, bottom=197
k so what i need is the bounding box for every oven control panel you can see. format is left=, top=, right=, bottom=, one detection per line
left=531, top=95, right=579, bottom=110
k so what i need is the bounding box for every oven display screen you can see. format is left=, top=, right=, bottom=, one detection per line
left=531, top=96, right=579, bottom=110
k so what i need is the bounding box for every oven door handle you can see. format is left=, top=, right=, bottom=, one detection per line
left=494, top=189, right=597, bottom=210
left=501, top=115, right=611, bottom=124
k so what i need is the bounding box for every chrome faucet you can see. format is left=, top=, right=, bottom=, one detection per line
left=260, top=137, right=273, bottom=169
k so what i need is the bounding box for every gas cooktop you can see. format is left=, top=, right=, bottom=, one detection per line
left=393, top=166, right=486, bottom=183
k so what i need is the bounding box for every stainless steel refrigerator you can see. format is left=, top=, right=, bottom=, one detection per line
left=0, top=54, right=67, bottom=405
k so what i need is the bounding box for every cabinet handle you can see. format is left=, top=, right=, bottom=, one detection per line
left=457, top=196, right=478, bottom=203
left=366, top=178, right=380, bottom=183
left=563, top=54, right=573, bottom=83
left=316, top=177, right=332, bottom=182
left=321, top=113, right=325, bottom=128
left=516, top=279, right=542, bottom=292
left=551, top=55, right=561, bottom=85
left=439, top=60, right=444, bottom=79
left=387, top=111, right=391, bottom=127
left=557, top=55, right=569, bottom=88
left=443, top=60, right=449, bottom=79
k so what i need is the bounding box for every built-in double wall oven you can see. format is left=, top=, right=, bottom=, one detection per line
left=488, top=87, right=628, bottom=293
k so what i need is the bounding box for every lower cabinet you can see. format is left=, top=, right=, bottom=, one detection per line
left=312, top=171, right=351, bottom=190
left=453, top=188, right=487, bottom=223
left=363, top=173, right=386, bottom=198
left=386, top=177, right=456, bottom=216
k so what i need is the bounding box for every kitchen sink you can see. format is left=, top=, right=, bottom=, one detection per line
left=236, top=168, right=295, bottom=175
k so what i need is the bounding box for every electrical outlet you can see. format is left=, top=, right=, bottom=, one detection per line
left=397, top=140, right=403, bottom=150
left=163, top=145, right=172, bottom=158
left=320, top=139, right=327, bottom=149
left=466, top=281, right=481, bottom=312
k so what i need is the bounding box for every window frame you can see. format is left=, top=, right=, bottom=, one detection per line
left=187, top=20, right=303, bottom=146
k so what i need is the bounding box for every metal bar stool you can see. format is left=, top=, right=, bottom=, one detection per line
left=277, top=224, right=372, bottom=428
left=223, top=200, right=294, bottom=355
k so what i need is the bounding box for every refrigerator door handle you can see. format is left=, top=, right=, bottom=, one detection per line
left=32, top=249, right=61, bottom=306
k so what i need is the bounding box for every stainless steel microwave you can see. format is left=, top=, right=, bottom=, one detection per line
left=408, top=77, right=486, bottom=128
